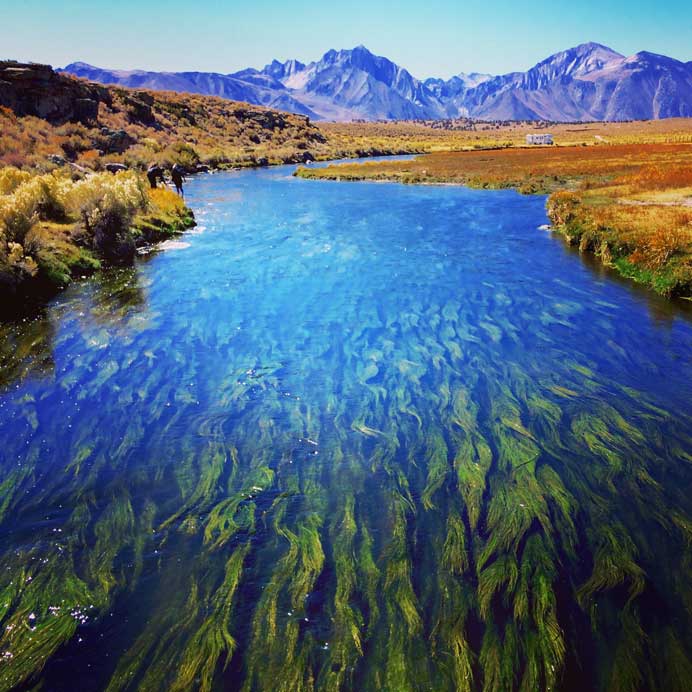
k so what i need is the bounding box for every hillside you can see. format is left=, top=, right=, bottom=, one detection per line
left=63, top=42, right=692, bottom=122
left=0, top=60, right=332, bottom=171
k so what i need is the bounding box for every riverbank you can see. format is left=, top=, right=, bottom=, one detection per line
left=0, top=168, right=195, bottom=316
left=296, top=142, right=692, bottom=298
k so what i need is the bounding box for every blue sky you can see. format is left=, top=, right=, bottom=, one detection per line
left=1, top=0, right=690, bottom=78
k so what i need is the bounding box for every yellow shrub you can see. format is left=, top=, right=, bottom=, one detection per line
left=147, top=187, right=185, bottom=214
left=63, top=171, right=149, bottom=228
left=0, top=171, right=73, bottom=241
left=5, top=241, right=38, bottom=277
left=0, top=167, right=32, bottom=196
left=546, top=191, right=582, bottom=227
left=627, top=165, right=692, bottom=192
left=0, top=170, right=153, bottom=272
left=627, top=211, right=692, bottom=270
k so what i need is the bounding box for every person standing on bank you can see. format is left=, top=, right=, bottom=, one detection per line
left=147, top=164, right=166, bottom=189
left=171, top=164, right=186, bottom=197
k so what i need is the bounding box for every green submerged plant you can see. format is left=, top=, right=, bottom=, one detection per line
left=0, top=258, right=691, bottom=692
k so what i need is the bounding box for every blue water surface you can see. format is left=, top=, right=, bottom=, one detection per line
left=1, top=164, right=691, bottom=691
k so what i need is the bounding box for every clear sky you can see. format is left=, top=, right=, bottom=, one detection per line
left=1, top=0, right=690, bottom=79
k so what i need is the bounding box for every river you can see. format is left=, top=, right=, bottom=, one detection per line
left=1, top=164, right=691, bottom=691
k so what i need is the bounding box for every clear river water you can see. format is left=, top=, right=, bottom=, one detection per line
left=1, top=163, right=691, bottom=691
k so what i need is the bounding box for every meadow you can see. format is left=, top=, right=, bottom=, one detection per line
left=319, top=117, right=692, bottom=155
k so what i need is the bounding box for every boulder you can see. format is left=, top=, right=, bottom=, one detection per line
left=122, top=93, right=156, bottom=125
left=94, top=128, right=135, bottom=154
left=105, top=163, right=128, bottom=173
left=102, top=129, right=135, bottom=154
left=73, top=98, right=99, bottom=122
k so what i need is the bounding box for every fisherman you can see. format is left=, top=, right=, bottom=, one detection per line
left=171, top=164, right=186, bottom=197
left=146, top=164, right=166, bottom=189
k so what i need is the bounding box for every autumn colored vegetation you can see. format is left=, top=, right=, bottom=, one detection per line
left=0, top=167, right=194, bottom=312
left=0, top=89, right=329, bottom=172
left=547, top=163, right=692, bottom=296
left=319, top=117, right=692, bottom=158
left=297, top=139, right=692, bottom=297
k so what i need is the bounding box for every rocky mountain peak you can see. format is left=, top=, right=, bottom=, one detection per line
left=61, top=42, right=692, bottom=122
left=262, top=58, right=306, bottom=81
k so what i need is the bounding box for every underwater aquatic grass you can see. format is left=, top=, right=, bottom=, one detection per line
left=1, top=171, right=692, bottom=692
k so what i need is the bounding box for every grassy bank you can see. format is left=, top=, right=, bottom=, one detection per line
left=296, top=140, right=692, bottom=298
left=0, top=167, right=195, bottom=314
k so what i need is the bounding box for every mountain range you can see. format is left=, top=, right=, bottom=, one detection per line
left=62, top=43, right=692, bottom=122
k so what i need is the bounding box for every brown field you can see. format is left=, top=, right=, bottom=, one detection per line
left=297, top=141, right=692, bottom=192
left=297, top=136, right=692, bottom=298
left=318, top=118, right=692, bottom=155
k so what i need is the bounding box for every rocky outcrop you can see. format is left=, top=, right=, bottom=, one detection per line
left=96, top=127, right=136, bottom=154
left=121, top=90, right=156, bottom=125
left=0, top=61, right=110, bottom=124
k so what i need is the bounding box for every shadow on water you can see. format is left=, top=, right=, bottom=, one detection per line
left=555, top=233, right=692, bottom=326
left=78, top=265, right=148, bottom=327
left=0, top=308, right=56, bottom=391
left=0, top=265, right=148, bottom=392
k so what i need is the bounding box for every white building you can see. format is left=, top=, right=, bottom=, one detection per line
left=526, top=133, right=554, bottom=145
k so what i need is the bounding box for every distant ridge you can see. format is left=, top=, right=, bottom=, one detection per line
left=62, top=43, right=692, bottom=122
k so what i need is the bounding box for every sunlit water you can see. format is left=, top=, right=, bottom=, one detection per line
left=1, top=164, right=692, bottom=691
